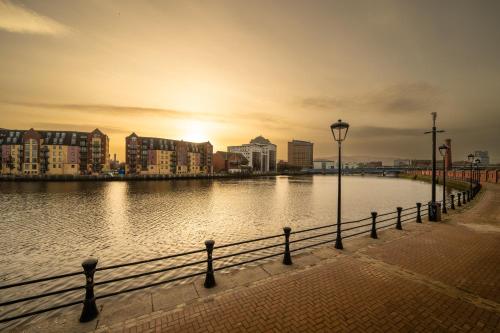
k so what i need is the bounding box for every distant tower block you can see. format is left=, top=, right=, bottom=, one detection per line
left=445, top=138, right=452, bottom=170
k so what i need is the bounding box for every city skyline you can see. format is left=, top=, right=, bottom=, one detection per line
left=1, top=0, right=499, bottom=162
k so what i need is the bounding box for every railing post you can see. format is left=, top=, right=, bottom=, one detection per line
left=467, top=190, right=470, bottom=202
left=204, top=240, right=216, bottom=288
left=370, top=211, right=378, bottom=239
left=80, top=258, right=99, bottom=323
left=283, top=227, right=292, bottom=265
left=457, top=193, right=462, bottom=207
left=450, top=194, right=455, bottom=210
left=396, top=207, right=403, bottom=230
left=416, top=203, right=422, bottom=223
left=463, top=191, right=467, bottom=203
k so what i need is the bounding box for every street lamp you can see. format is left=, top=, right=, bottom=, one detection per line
left=467, top=154, right=474, bottom=196
left=331, top=119, right=349, bottom=250
left=438, top=144, right=448, bottom=213
left=424, top=112, right=444, bottom=221
left=475, top=159, right=481, bottom=187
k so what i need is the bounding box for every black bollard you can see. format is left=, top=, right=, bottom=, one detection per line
left=467, top=190, right=470, bottom=202
left=416, top=203, right=422, bottom=223
left=370, top=212, right=378, bottom=239
left=283, top=227, right=292, bottom=265
left=396, top=207, right=403, bottom=230
left=450, top=194, right=455, bottom=210
left=80, top=258, right=99, bottom=322
left=457, top=193, right=462, bottom=207
left=204, top=240, right=216, bottom=288
left=463, top=191, right=467, bottom=203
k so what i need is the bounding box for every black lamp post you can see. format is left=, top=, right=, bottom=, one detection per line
left=475, top=159, right=481, bottom=187
left=331, top=119, right=349, bottom=250
left=425, top=112, right=444, bottom=221
left=467, top=154, right=474, bottom=195
left=439, top=144, right=448, bottom=213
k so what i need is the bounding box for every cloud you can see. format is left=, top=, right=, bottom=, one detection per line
left=0, top=0, right=69, bottom=35
left=353, top=126, right=425, bottom=138
left=31, top=121, right=131, bottom=135
left=301, top=82, right=442, bottom=114
left=4, top=101, right=206, bottom=118
left=2, top=100, right=323, bottom=132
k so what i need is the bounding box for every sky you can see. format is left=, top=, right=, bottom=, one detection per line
left=1, top=0, right=499, bottom=163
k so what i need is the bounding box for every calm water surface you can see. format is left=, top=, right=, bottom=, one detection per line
left=0, top=175, right=448, bottom=326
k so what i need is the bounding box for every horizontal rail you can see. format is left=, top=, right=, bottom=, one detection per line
left=290, top=223, right=336, bottom=235
left=0, top=300, right=82, bottom=324
left=290, top=238, right=333, bottom=253
left=95, top=259, right=207, bottom=287
left=289, top=230, right=337, bottom=244
left=214, top=233, right=282, bottom=249
left=0, top=285, right=84, bottom=307
left=342, top=222, right=372, bottom=232
left=213, top=242, right=285, bottom=261
left=215, top=251, right=283, bottom=271
left=0, top=271, right=82, bottom=290
left=344, top=229, right=370, bottom=239
left=97, top=248, right=206, bottom=272
left=342, top=216, right=372, bottom=225
left=376, top=222, right=397, bottom=231
left=95, top=271, right=206, bottom=301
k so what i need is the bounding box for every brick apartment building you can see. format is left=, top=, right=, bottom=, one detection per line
left=125, top=133, right=213, bottom=175
left=0, top=128, right=110, bottom=175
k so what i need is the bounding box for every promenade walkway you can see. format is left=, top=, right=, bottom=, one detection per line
left=18, top=184, right=500, bottom=332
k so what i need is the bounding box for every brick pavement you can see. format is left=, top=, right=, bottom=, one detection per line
left=87, top=184, right=500, bottom=333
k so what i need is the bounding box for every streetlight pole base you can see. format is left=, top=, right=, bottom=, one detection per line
left=428, top=202, right=442, bottom=222
left=334, top=236, right=343, bottom=250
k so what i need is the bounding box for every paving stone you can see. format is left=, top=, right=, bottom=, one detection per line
left=151, top=283, right=199, bottom=312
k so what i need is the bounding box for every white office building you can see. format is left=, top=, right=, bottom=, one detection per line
left=228, top=136, right=277, bottom=172
left=474, top=151, right=489, bottom=166
left=313, top=160, right=335, bottom=170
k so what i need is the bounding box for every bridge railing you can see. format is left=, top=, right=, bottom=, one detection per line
left=0, top=186, right=480, bottom=325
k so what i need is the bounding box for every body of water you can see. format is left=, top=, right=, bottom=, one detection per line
left=0, top=175, right=449, bottom=326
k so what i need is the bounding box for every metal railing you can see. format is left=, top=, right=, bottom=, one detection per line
left=0, top=185, right=481, bottom=324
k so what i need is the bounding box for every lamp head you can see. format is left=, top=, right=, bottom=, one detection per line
left=475, top=158, right=480, bottom=164
left=467, top=154, right=474, bottom=162
left=330, top=119, right=349, bottom=142
left=438, top=144, right=448, bottom=157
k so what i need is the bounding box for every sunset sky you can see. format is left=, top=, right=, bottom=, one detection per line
left=1, top=0, right=499, bottom=162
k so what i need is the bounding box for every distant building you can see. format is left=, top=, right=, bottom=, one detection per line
left=0, top=128, right=110, bottom=175
left=125, top=133, right=212, bottom=175
left=394, top=159, right=411, bottom=167
left=359, top=161, right=383, bottom=168
left=410, top=159, right=432, bottom=168
left=213, top=151, right=249, bottom=173
left=474, top=151, right=489, bottom=166
left=313, top=160, right=335, bottom=170
left=287, top=140, right=313, bottom=169
left=228, top=136, right=277, bottom=173
left=344, top=162, right=360, bottom=169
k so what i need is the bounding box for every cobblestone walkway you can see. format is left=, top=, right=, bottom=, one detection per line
left=89, top=184, right=500, bottom=333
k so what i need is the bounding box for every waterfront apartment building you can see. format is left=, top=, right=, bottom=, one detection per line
left=125, top=133, right=213, bottom=175
left=0, top=128, right=110, bottom=175
left=228, top=136, right=277, bottom=173
left=288, top=140, right=313, bottom=169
